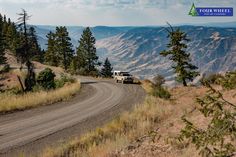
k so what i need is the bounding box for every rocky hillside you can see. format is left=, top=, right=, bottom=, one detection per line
left=35, top=26, right=133, bottom=50
left=96, top=26, right=236, bottom=84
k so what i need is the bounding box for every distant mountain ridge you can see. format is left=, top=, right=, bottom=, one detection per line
left=35, top=25, right=133, bottom=49
left=35, top=21, right=236, bottom=50
left=96, top=26, right=236, bottom=84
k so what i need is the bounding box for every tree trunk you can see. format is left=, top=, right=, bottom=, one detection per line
left=17, top=75, right=25, bottom=92
left=183, top=79, right=187, bottom=86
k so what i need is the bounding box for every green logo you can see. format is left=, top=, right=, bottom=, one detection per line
left=189, top=3, right=199, bottom=16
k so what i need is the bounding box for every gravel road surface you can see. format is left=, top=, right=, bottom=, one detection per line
left=0, top=77, right=146, bottom=157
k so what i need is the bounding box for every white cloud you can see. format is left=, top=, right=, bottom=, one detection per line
left=1, top=0, right=235, bottom=9
left=0, top=0, right=235, bottom=26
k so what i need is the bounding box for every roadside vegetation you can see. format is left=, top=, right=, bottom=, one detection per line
left=0, top=79, right=80, bottom=113
left=0, top=67, right=80, bottom=113
left=202, top=71, right=236, bottom=90
left=151, top=75, right=171, bottom=99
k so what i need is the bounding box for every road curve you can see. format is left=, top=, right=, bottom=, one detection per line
left=0, top=77, right=146, bottom=156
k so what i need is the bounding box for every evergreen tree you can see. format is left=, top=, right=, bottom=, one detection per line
left=28, top=26, right=42, bottom=62
left=160, top=25, right=199, bottom=86
left=16, top=9, right=31, bottom=66
left=45, top=31, right=58, bottom=66
left=2, top=15, right=9, bottom=49
left=5, top=22, right=19, bottom=53
left=16, top=9, right=36, bottom=91
left=55, top=26, right=74, bottom=70
left=101, top=58, right=113, bottom=77
left=76, top=27, right=99, bottom=74
left=0, top=14, right=6, bottom=65
left=68, top=56, right=78, bottom=74
left=76, top=47, right=86, bottom=71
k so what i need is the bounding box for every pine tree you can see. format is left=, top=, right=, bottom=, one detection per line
left=0, top=14, right=22, bottom=54
left=16, top=9, right=31, bottom=66
left=0, top=14, right=6, bottom=65
left=76, top=47, right=86, bottom=72
left=5, top=22, right=19, bottom=53
left=160, top=25, right=199, bottom=86
left=45, top=31, right=58, bottom=66
left=68, top=56, right=78, bottom=74
left=101, top=58, right=113, bottom=77
left=2, top=15, right=9, bottom=49
left=28, top=26, right=42, bottom=62
left=16, top=9, right=36, bottom=91
left=76, top=27, right=99, bottom=74
left=55, top=26, right=74, bottom=70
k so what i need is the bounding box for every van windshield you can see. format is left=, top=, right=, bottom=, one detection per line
left=121, top=73, right=131, bottom=76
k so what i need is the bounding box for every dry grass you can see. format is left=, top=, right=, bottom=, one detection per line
left=41, top=83, right=236, bottom=157
left=141, top=79, right=154, bottom=94
left=0, top=80, right=81, bottom=113
left=41, top=94, right=174, bottom=157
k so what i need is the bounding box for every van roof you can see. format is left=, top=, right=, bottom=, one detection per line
left=113, top=71, right=130, bottom=73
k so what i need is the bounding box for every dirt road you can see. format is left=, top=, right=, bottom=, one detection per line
left=0, top=77, right=146, bottom=157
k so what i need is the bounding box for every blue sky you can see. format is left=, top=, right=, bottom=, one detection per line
left=0, top=0, right=235, bottom=26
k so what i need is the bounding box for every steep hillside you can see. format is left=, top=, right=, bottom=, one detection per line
left=96, top=26, right=236, bottom=84
left=35, top=26, right=133, bottom=50
left=0, top=51, right=64, bottom=90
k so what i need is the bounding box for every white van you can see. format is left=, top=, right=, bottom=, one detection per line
left=113, top=71, right=134, bottom=84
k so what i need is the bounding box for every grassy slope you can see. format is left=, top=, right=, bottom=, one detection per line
left=0, top=52, right=81, bottom=114
left=41, top=82, right=236, bottom=157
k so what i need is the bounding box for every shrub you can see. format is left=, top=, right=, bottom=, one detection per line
left=151, top=86, right=171, bottom=99
left=55, top=74, right=76, bottom=89
left=201, top=73, right=224, bottom=85
left=153, top=75, right=165, bottom=87
left=201, top=71, right=236, bottom=90
left=5, top=87, right=22, bottom=95
left=88, top=70, right=99, bottom=77
left=32, top=84, right=45, bottom=92
left=151, top=75, right=171, bottom=99
left=0, top=64, right=10, bottom=74
left=220, top=71, right=236, bottom=89
left=37, top=68, right=56, bottom=90
left=77, top=68, right=86, bottom=75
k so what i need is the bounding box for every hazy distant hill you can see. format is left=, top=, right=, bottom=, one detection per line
left=35, top=25, right=133, bottom=50
left=96, top=26, right=236, bottom=84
